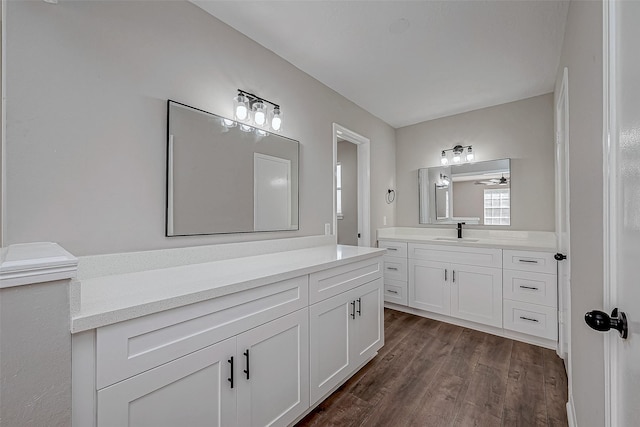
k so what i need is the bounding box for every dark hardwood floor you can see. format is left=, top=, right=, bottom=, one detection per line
left=297, top=308, right=568, bottom=427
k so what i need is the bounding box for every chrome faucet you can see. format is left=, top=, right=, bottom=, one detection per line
left=457, top=222, right=465, bottom=239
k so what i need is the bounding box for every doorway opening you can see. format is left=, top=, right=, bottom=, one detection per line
left=332, top=124, right=370, bottom=247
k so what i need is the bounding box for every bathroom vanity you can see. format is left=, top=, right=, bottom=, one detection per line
left=378, top=227, right=559, bottom=349
left=70, top=239, right=385, bottom=427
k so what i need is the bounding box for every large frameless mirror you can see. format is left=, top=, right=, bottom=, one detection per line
left=166, top=100, right=299, bottom=236
left=419, top=158, right=511, bottom=225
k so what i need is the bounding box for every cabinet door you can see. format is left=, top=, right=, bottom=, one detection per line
left=450, top=264, right=502, bottom=327
left=409, top=259, right=451, bottom=315
left=353, top=278, right=384, bottom=365
left=309, top=291, right=354, bottom=405
left=97, top=337, right=236, bottom=427
left=236, top=309, right=309, bottom=427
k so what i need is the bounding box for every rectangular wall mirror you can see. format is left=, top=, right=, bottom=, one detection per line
left=166, top=101, right=299, bottom=236
left=419, top=158, right=510, bottom=225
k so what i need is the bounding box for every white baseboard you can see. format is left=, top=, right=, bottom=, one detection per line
left=567, top=394, right=578, bottom=427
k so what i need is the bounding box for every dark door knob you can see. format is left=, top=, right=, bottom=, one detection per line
left=585, top=308, right=628, bottom=339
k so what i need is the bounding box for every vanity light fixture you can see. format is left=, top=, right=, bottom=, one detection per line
left=441, top=144, right=474, bottom=164
left=233, top=89, right=283, bottom=132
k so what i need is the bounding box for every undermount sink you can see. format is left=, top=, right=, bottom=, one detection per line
left=432, top=237, right=480, bottom=243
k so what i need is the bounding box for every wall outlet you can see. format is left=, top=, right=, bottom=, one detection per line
left=324, top=223, right=331, bottom=235
left=383, top=216, right=387, bottom=226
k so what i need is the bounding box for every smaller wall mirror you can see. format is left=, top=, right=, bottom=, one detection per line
left=167, top=101, right=299, bottom=236
left=419, top=158, right=511, bottom=225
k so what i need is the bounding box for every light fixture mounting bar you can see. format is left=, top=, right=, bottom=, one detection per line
left=237, top=89, right=280, bottom=109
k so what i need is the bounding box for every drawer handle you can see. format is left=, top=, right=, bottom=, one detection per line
left=444, top=269, right=448, bottom=282
left=387, top=247, right=398, bottom=251
left=357, top=298, right=362, bottom=316
left=518, top=259, right=539, bottom=264
left=387, top=289, right=399, bottom=294
left=351, top=300, right=356, bottom=319
left=452, top=270, right=456, bottom=283
left=520, top=316, right=540, bottom=323
left=387, top=267, right=399, bottom=271
left=243, top=350, right=250, bottom=380
left=519, top=285, right=539, bottom=291
left=228, top=356, right=234, bottom=389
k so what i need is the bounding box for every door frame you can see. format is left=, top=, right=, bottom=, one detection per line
left=332, top=123, right=370, bottom=247
left=555, top=67, right=572, bottom=363
left=602, top=1, right=617, bottom=426
left=1, top=0, right=6, bottom=246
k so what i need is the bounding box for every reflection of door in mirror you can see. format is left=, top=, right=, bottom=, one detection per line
left=254, top=154, right=291, bottom=231
left=435, top=184, right=450, bottom=220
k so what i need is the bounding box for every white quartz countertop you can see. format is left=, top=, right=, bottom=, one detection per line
left=377, top=228, right=556, bottom=252
left=71, top=244, right=384, bottom=333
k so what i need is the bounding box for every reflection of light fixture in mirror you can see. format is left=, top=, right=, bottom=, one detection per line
left=240, top=124, right=252, bottom=132
left=233, top=89, right=283, bottom=131
left=439, top=173, right=450, bottom=186
left=222, top=118, right=236, bottom=128
left=441, top=144, right=474, bottom=164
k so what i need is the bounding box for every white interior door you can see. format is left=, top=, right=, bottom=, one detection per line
left=605, top=1, right=640, bottom=425
left=555, top=67, right=571, bottom=364
left=254, top=153, right=291, bottom=231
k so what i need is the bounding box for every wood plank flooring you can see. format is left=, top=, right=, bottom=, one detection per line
left=296, top=309, right=568, bottom=427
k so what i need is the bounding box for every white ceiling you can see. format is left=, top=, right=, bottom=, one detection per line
left=193, top=1, right=569, bottom=128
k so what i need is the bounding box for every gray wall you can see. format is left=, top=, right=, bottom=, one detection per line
left=396, top=94, right=555, bottom=231
left=0, top=281, right=71, bottom=427
left=4, top=0, right=395, bottom=255
left=556, top=1, right=605, bottom=424
left=337, top=140, right=358, bottom=245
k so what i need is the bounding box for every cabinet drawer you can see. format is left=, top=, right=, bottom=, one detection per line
left=378, top=241, right=408, bottom=259
left=503, top=299, right=558, bottom=340
left=408, top=243, right=502, bottom=268
left=309, top=257, right=382, bottom=304
left=383, top=257, right=407, bottom=281
left=384, top=279, right=408, bottom=306
left=96, top=276, right=308, bottom=389
left=503, top=270, right=557, bottom=308
left=503, top=250, right=556, bottom=274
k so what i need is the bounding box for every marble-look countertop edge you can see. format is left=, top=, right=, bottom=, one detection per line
left=376, top=236, right=556, bottom=252
left=71, top=246, right=384, bottom=333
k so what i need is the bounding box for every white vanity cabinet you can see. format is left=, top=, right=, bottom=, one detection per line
left=73, top=247, right=385, bottom=427
left=98, top=336, right=236, bottom=427
left=408, top=244, right=503, bottom=328
left=96, top=292, right=309, bottom=427
left=378, top=240, right=409, bottom=305
left=309, top=277, right=383, bottom=406
left=99, top=309, right=308, bottom=427
left=502, top=250, right=558, bottom=341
